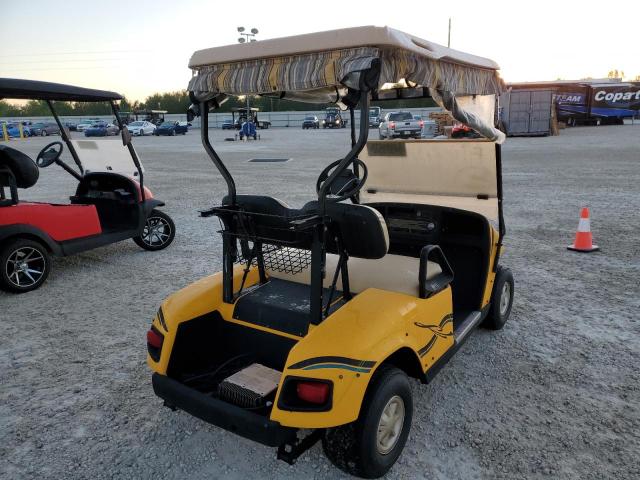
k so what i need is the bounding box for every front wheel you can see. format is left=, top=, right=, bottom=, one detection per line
left=139, top=129, right=144, bottom=136
left=134, top=209, right=175, bottom=251
left=0, top=238, right=51, bottom=293
left=323, top=365, right=412, bottom=478
left=41, top=130, right=48, bottom=137
left=483, top=266, right=514, bottom=330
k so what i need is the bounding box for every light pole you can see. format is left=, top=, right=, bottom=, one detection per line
left=237, top=27, right=259, bottom=118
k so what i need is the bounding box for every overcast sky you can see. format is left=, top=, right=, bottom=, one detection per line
left=2, top=0, right=638, bottom=101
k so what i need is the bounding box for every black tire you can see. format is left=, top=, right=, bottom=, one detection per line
left=41, top=130, right=47, bottom=137
left=323, top=365, right=413, bottom=478
left=133, top=209, right=175, bottom=251
left=170, top=130, right=175, bottom=136
left=139, top=129, right=144, bottom=136
left=483, top=266, right=514, bottom=330
left=0, top=238, right=51, bottom=293
left=378, top=132, right=385, bottom=140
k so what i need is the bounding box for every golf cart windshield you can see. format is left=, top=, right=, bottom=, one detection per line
left=0, top=78, right=146, bottom=195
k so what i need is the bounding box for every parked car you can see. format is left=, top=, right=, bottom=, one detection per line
left=302, top=116, right=320, bottom=129
left=65, top=121, right=78, bottom=131
left=154, top=121, right=188, bottom=136
left=76, top=118, right=102, bottom=132
left=221, top=119, right=234, bottom=130
left=84, top=122, right=119, bottom=137
left=322, top=108, right=347, bottom=128
left=126, top=120, right=156, bottom=136
left=378, top=111, right=423, bottom=139
left=369, top=106, right=382, bottom=128
left=5, top=123, right=31, bottom=138
left=30, top=121, right=60, bottom=137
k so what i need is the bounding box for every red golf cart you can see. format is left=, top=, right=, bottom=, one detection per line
left=0, top=78, right=175, bottom=293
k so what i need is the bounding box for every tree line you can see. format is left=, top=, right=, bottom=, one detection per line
left=1, top=90, right=435, bottom=117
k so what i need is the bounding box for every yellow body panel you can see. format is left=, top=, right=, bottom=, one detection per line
left=270, top=287, right=453, bottom=428
left=147, top=224, right=501, bottom=429
left=147, top=267, right=455, bottom=429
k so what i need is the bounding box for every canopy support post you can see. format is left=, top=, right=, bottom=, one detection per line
left=47, top=100, right=83, bottom=176
left=110, top=101, right=145, bottom=201
left=200, top=101, right=236, bottom=205
left=310, top=90, right=370, bottom=325
left=349, top=108, right=356, bottom=147
left=493, top=143, right=506, bottom=272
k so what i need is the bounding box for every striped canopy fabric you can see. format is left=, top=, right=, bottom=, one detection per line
left=188, top=46, right=503, bottom=99
left=187, top=26, right=506, bottom=141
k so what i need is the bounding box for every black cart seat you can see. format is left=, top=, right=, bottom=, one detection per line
left=0, top=145, right=39, bottom=189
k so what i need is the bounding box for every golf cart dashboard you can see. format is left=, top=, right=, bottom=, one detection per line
left=366, top=202, right=488, bottom=258
left=72, top=173, right=138, bottom=204
left=367, top=203, right=440, bottom=255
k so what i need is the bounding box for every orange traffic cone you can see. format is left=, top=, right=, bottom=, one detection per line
left=568, top=207, right=599, bottom=252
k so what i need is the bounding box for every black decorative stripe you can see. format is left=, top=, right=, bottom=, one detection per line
left=418, top=336, right=438, bottom=357
left=289, top=356, right=376, bottom=370
left=417, top=314, right=454, bottom=358
left=157, top=307, right=168, bottom=331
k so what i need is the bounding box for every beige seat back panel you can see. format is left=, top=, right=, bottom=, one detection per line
left=360, top=139, right=497, bottom=220
left=267, top=253, right=441, bottom=297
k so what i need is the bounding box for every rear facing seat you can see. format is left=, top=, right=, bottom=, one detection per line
left=268, top=253, right=442, bottom=297
left=227, top=195, right=443, bottom=297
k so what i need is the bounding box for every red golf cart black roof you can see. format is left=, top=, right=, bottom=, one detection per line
left=0, top=78, right=122, bottom=102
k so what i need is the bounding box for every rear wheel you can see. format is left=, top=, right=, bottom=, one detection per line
left=41, top=130, right=48, bottom=137
left=0, top=238, right=51, bottom=293
left=322, top=365, right=412, bottom=478
left=483, top=266, right=514, bottom=330
left=139, top=129, right=144, bottom=136
left=134, top=209, right=175, bottom=251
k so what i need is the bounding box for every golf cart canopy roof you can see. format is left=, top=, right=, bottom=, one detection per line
left=188, top=26, right=505, bottom=142
left=188, top=26, right=503, bottom=99
left=0, top=78, right=122, bottom=102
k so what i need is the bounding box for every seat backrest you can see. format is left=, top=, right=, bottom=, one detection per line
left=220, top=195, right=389, bottom=259
left=324, top=202, right=389, bottom=259
left=0, top=145, right=39, bottom=188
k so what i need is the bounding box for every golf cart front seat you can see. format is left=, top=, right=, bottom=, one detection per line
left=0, top=145, right=39, bottom=205
left=228, top=195, right=443, bottom=297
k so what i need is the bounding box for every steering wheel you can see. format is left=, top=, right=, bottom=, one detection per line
left=316, top=158, right=368, bottom=202
left=36, top=142, right=64, bottom=168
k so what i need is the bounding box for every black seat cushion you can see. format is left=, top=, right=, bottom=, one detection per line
left=0, top=145, right=39, bottom=188
left=221, top=195, right=388, bottom=259
left=303, top=201, right=389, bottom=259
left=222, top=194, right=299, bottom=219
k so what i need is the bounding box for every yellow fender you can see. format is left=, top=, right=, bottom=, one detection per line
left=270, top=287, right=453, bottom=428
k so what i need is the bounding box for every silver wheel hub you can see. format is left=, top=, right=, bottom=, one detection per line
left=500, top=282, right=511, bottom=316
left=376, top=395, right=405, bottom=455
left=6, top=247, right=45, bottom=287
left=142, top=217, right=172, bottom=246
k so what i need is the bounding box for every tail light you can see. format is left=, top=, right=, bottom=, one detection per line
left=278, top=377, right=333, bottom=411
left=389, top=121, right=396, bottom=129
left=147, top=326, right=164, bottom=362
left=297, top=381, right=330, bottom=405
left=419, top=120, right=424, bottom=128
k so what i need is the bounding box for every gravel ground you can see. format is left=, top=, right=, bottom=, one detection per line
left=1, top=125, right=639, bottom=479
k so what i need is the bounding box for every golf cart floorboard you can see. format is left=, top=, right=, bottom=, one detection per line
left=233, top=278, right=346, bottom=337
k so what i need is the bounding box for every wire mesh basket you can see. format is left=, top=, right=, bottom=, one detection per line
left=235, top=242, right=311, bottom=275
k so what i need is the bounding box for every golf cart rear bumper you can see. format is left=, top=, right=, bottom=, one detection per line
left=152, top=373, right=297, bottom=447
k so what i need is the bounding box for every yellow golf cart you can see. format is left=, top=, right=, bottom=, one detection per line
left=147, top=26, right=513, bottom=478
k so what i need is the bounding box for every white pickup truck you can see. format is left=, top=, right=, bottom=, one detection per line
left=378, top=111, right=423, bottom=139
